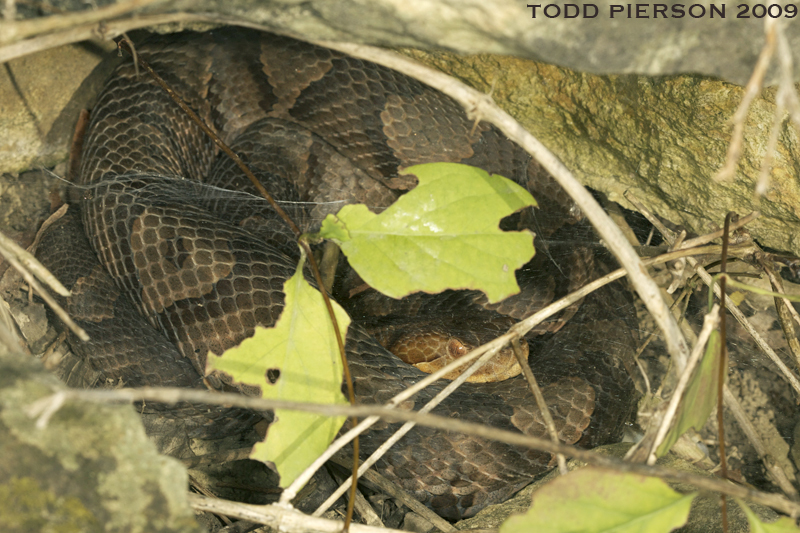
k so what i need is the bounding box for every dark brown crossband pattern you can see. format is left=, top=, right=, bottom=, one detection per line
left=37, top=28, right=638, bottom=520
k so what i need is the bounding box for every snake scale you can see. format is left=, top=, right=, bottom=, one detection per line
left=35, top=28, right=638, bottom=520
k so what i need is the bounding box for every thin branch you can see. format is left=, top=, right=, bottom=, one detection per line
left=1, top=218, right=70, bottom=297
left=0, top=12, right=207, bottom=64
left=626, top=195, right=800, bottom=491
left=0, top=229, right=88, bottom=341
left=717, top=213, right=733, bottom=533
left=189, top=493, right=402, bottom=533
left=0, top=0, right=163, bottom=44
left=0, top=12, right=329, bottom=64
left=679, top=211, right=760, bottom=250
left=327, top=454, right=456, bottom=533
left=722, top=385, right=798, bottom=498
left=512, top=337, right=568, bottom=475
left=774, top=19, right=800, bottom=133
left=714, top=18, right=776, bottom=182
left=761, top=259, right=800, bottom=372
left=28, top=386, right=800, bottom=519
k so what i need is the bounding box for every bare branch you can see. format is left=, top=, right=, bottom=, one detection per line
left=189, top=493, right=403, bottom=533
left=28, top=385, right=800, bottom=519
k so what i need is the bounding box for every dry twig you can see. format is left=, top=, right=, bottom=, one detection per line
left=714, top=18, right=776, bottom=183
left=625, top=195, right=799, bottom=495
left=27, top=386, right=800, bottom=519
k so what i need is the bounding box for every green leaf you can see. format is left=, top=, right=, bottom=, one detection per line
left=737, top=499, right=800, bottom=532
left=318, top=162, right=536, bottom=303
left=206, top=259, right=349, bottom=487
left=656, top=330, right=722, bottom=457
left=500, top=468, right=695, bottom=533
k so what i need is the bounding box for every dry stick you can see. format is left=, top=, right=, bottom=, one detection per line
left=774, top=19, right=800, bottom=132
left=762, top=261, right=800, bottom=370
left=189, top=475, right=234, bottom=527
left=630, top=196, right=800, bottom=395
left=627, top=197, right=800, bottom=496
left=0, top=11, right=201, bottom=63
left=29, top=204, right=69, bottom=259
left=115, top=38, right=360, bottom=530
left=0, top=222, right=70, bottom=297
left=724, top=380, right=798, bottom=486
left=775, top=19, right=800, bottom=123
left=721, top=386, right=798, bottom=498
left=2, top=0, right=14, bottom=22
left=714, top=18, right=776, bottom=183
left=0, top=294, right=25, bottom=354
left=754, top=26, right=798, bottom=196
left=29, top=386, right=800, bottom=519
left=0, top=11, right=369, bottom=65
left=327, top=466, right=384, bottom=529
left=0, top=231, right=88, bottom=341
left=189, top=493, right=403, bottom=533
left=311, top=38, right=692, bottom=376
left=755, top=87, right=785, bottom=198
left=181, top=447, right=252, bottom=470
left=679, top=212, right=760, bottom=251
left=717, top=213, right=733, bottom=533
left=0, top=11, right=276, bottom=64
left=648, top=305, right=720, bottom=463
left=511, top=337, right=568, bottom=475
left=758, top=18, right=800, bottom=197
left=327, top=453, right=457, bottom=533
left=0, top=0, right=163, bottom=43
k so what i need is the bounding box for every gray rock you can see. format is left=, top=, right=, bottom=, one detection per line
left=28, top=0, right=798, bottom=85
left=0, top=350, right=203, bottom=533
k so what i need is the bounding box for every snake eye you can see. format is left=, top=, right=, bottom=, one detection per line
left=446, top=338, right=468, bottom=358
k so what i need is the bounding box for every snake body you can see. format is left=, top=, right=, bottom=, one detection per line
left=36, top=28, right=638, bottom=519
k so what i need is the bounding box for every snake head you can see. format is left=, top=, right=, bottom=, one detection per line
left=374, top=321, right=525, bottom=383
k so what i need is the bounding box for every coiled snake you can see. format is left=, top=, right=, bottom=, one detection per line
left=36, top=28, right=638, bottom=520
